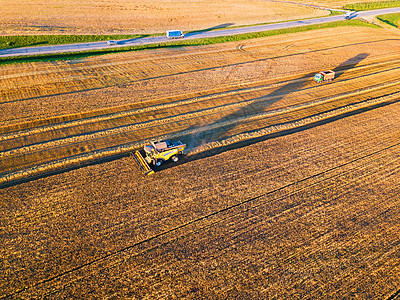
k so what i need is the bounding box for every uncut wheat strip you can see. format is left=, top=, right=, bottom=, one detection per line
left=4, top=53, right=400, bottom=141
left=0, top=77, right=307, bottom=142
left=4, top=61, right=400, bottom=145
left=3, top=75, right=400, bottom=161
left=2, top=89, right=400, bottom=186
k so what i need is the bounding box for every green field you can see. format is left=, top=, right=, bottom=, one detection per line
left=344, top=0, right=400, bottom=11
left=377, top=12, right=400, bottom=26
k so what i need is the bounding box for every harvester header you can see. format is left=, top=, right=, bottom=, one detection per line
left=133, top=151, right=154, bottom=175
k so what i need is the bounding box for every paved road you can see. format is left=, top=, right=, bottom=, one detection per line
left=1, top=7, right=400, bottom=58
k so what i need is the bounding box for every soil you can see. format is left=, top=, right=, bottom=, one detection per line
left=1, top=25, right=400, bottom=299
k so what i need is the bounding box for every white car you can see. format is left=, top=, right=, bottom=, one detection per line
left=166, top=30, right=184, bottom=39
left=107, top=40, right=117, bottom=45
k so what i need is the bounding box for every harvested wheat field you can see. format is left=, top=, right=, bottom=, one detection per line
left=0, top=0, right=328, bottom=35
left=1, top=26, right=400, bottom=298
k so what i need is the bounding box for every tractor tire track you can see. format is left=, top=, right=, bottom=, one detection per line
left=4, top=138, right=400, bottom=299
left=2, top=59, right=400, bottom=150
left=2, top=72, right=400, bottom=185
left=1, top=88, right=400, bottom=187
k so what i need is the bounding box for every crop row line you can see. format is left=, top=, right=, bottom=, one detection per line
left=7, top=115, right=396, bottom=230
left=0, top=77, right=306, bottom=141
left=0, top=29, right=390, bottom=80
left=1, top=73, right=399, bottom=163
left=3, top=51, right=399, bottom=140
left=1, top=86, right=400, bottom=187
left=3, top=61, right=400, bottom=157
left=7, top=119, right=398, bottom=233
left=0, top=44, right=256, bottom=81
left=0, top=38, right=394, bottom=107
left=6, top=135, right=400, bottom=299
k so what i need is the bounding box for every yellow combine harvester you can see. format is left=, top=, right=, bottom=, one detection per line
left=134, top=140, right=186, bottom=175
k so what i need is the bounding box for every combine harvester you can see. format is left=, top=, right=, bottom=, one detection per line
left=134, top=140, right=186, bottom=175
left=313, top=70, right=335, bottom=83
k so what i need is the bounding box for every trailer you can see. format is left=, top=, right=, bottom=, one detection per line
left=166, top=30, right=184, bottom=39
left=313, top=70, right=335, bottom=83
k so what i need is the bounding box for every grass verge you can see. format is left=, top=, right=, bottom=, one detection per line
left=0, top=12, right=341, bottom=51
left=0, top=34, right=148, bottom=50
left=376, top=12, right=400, bottom=27
left=329, top=10, right=345, bottom=16
left=344, top=0, right=400, bottom=11
left=0, top=20, right=378, bottom=65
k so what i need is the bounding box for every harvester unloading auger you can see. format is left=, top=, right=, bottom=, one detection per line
left=134, top=140, right=186, bottom=175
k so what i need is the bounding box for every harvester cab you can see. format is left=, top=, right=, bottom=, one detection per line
left=313, top=70, right=335, bottom=83
left=133, top=140, right=186, bottom=175
left=313, top=73, right=324, bottom=83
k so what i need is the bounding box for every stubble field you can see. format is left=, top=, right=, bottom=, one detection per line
left=1, top=25, right=400, bottom=298
left=0, top=0, right=327, bottom=35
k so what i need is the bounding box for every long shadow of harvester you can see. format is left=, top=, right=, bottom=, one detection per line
left=176, top=53, right=370, bottom=162
left=0, top=54, right=371, bottom=186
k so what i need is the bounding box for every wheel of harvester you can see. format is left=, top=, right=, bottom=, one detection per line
left=172, top=156, right=179, bottom=162
left=155, top=159, right=163, bottom=167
